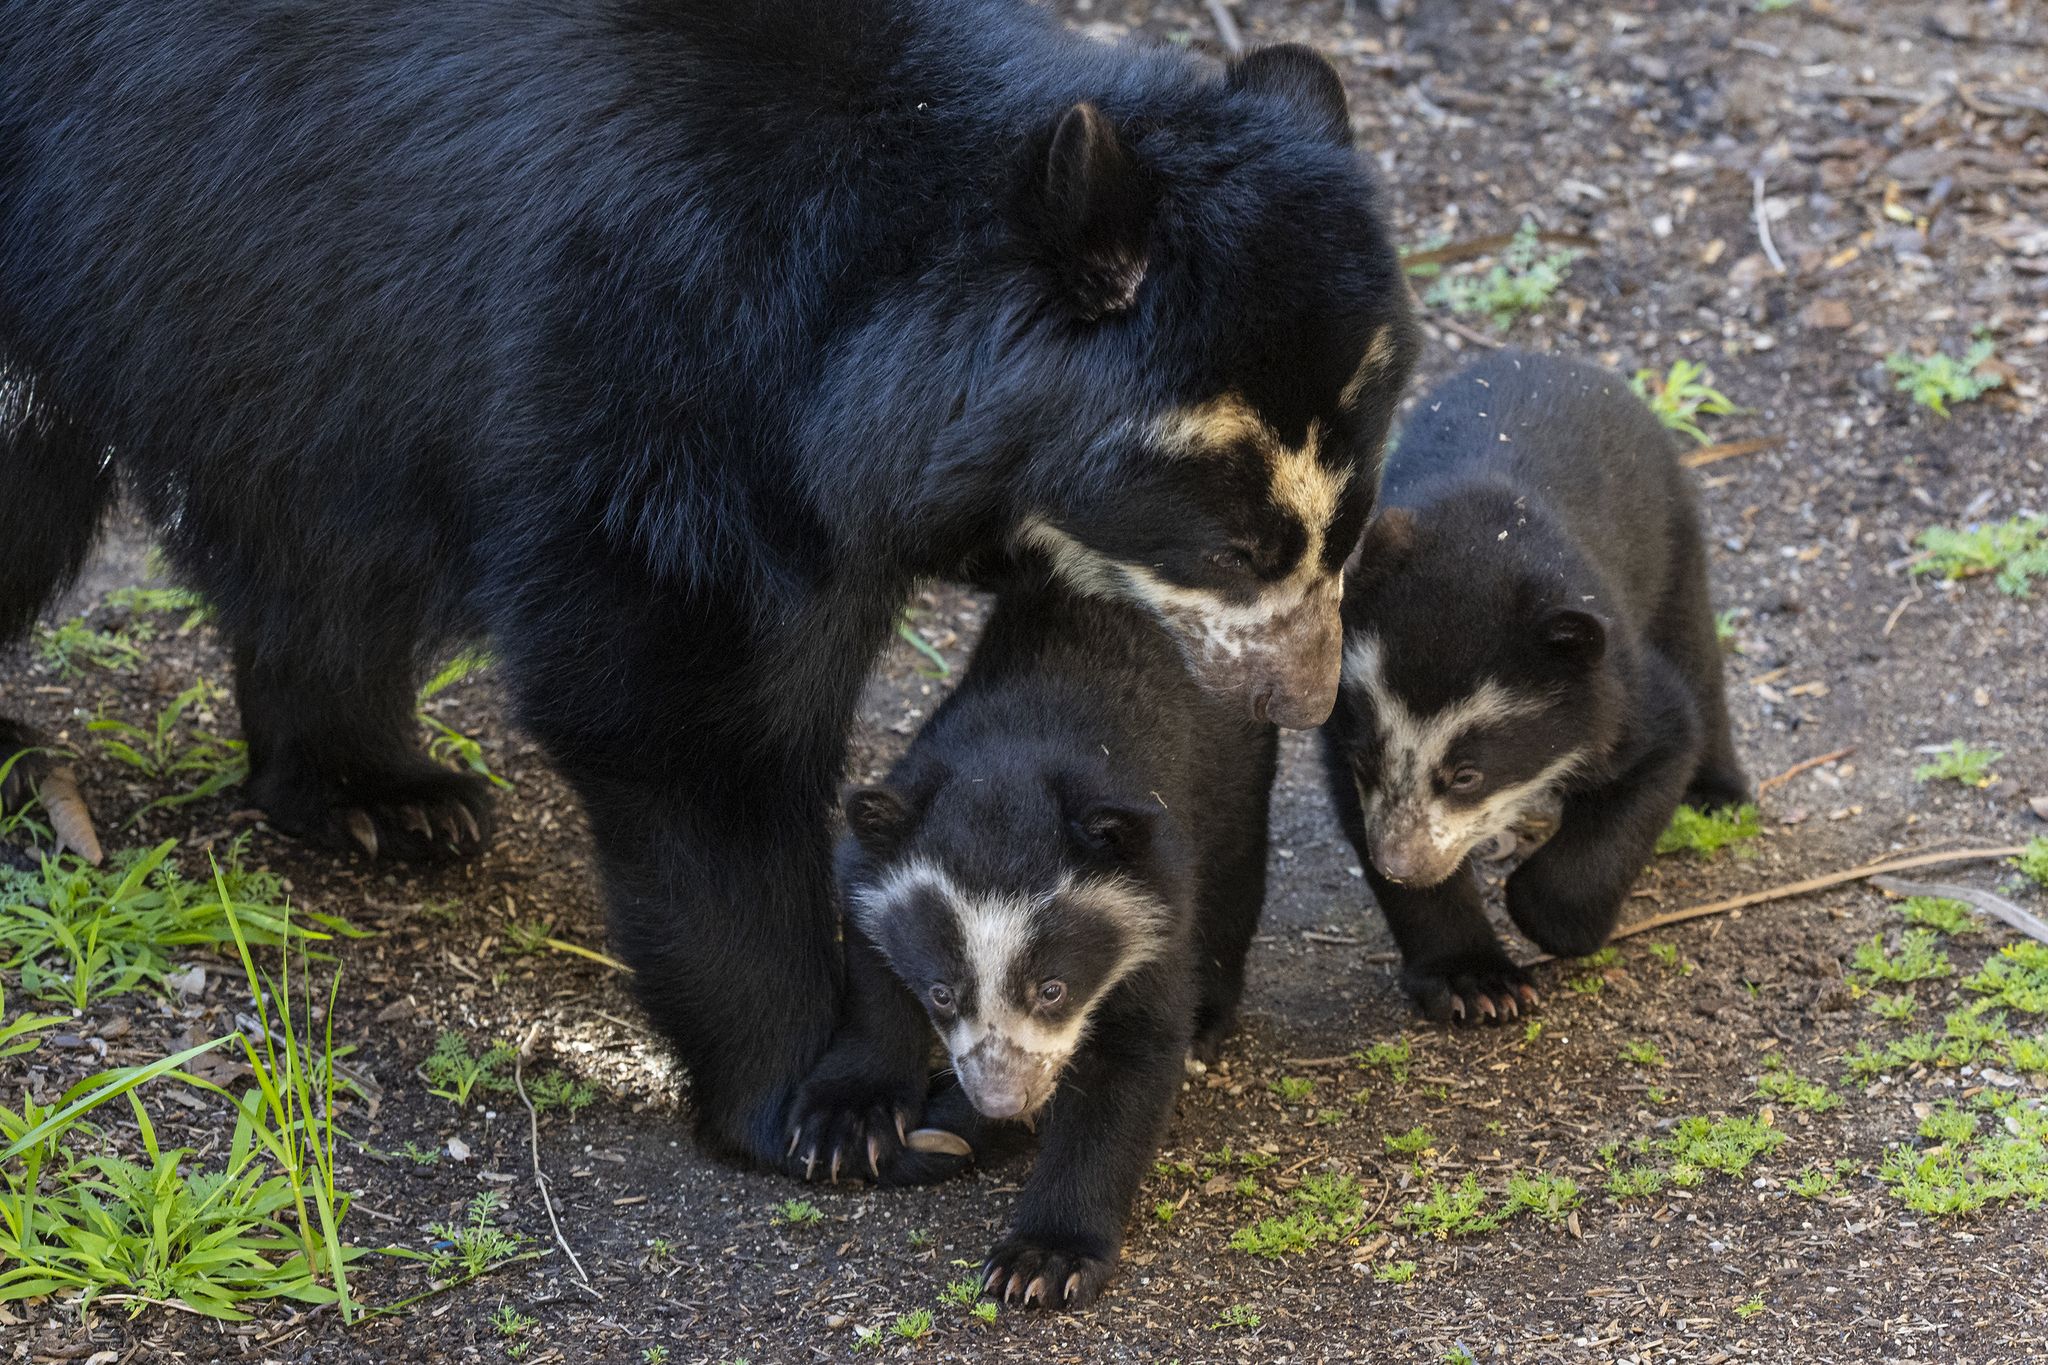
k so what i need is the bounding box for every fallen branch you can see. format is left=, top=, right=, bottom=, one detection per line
left=1870, top=876, right=2048, bottom=947
left=1431, top=314, right=1507, bottom=350
left=1681, top=436, right=1782, bottom=469
left=1755, top=745, right=1856, bottom=796
left=1399, top=229, right=1598, bottom=271
left=514, top=1023, right=600, bottom=1300
left=1600, top=845, right=2027, bottom=945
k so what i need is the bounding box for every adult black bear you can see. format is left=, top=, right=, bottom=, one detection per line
left=1, top=0, right=1415, bottom=1171
left=1322, top=352, right=1746, bottom=1023
left=819, top=563, right=1277, bottom=1306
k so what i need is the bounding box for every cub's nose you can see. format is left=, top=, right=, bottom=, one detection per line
left=1372, top=842, right=1422, bottom=885
left=967, top=1080, right=1030, bottom=1120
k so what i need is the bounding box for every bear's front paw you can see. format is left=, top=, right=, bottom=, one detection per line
left=1401, top=947, right=1539, bottom=1025
left=982, top=1232, right=1117, bottom=1310
left=786, top=1064, right=922, bottom=1184
left=1505, top=863, right=1622, bottom=960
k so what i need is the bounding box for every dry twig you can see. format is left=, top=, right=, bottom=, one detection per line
left=514, top=1022, right=600, bottom=1299
left=1681, top=437, right=1782, bottom=470
left=1204, top=0, right=1243, bottom=56
left=1756, top=746, right=1856, bottom=796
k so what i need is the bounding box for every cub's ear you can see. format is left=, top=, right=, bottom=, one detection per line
left=1227, top=43, right=1352, bottom=147
left=1022, top=101, right=1156, bottom=320
left=1343, top=506, right=1416, bottom=581
left=843, top=785, right=913, bottom=857
left=1069, top=802, right=1157, bottom=865
left=1540, top=608, right=1608, bottom=667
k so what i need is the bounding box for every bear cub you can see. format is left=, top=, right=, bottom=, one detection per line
left=814, top=564, right=1276, bottom=1308
left=1322, top=351, right=1746, bottom=1023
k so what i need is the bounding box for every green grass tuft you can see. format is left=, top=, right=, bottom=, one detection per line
left=1423, top=220, right=1580, bottom=330
left=1502, top=1171, right=1582, bottom=1223
left=1395, top=1175, right=1503, bottom=1240
left=1885, top=337, right=2004, bottom=417
left=1663, top=1114, right=1786, bottom=1177
left=1631, top=360, right=1736, bottom=445
left=1899, top=896, right=1975, bottom=935
left=2010, top=837, right=2048, bottom=890
left=1912, top=515, right=2048, bottom=597
left=1913, top=740, right=2002, bottom=788
left=1853, top=930, right=1953, bottom=985
left=1655, top=804, right=1760, bottom=858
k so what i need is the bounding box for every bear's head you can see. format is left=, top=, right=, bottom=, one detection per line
left=982, top=45, right=1417, bottom=731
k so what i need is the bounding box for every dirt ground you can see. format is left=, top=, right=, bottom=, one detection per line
left=5, top=1, right=2048, bottom=1362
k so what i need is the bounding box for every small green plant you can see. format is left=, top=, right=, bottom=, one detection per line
left=1913, top=741, right=2002, bottom=788
left=422, top=1031, right=515, bottom=1107
left=1918, top=1100, right=1979, bottom=1147
left=890, top=1308, right=934, bottom=1342
left=1396, top=1175, right=1504, bottom=1239
left=104, top=585, right=210, bottom=631
left=90, top=680, right=249, bottom=814
left=1868, top=992, right=1918, bottom=1023
left=1502, top=1171, right=1582, bottom=1223
left=1664, top=1114, right=1785, bottom=1177
left=853, top=1325, right=884, bottom=1353
left=773, top=1198, right=824, bottom=1228
left=1713, top=609, right=1741, bottom=651
left=1354, top=1036, right=1413, bottom=1083
left=1786, top=1166, right=1842, bottom=1200
left=1605, top=1165, right=1667, bottom=1201
left=1755, top=1060, right=1842, bottom=1113
left=37, top=619, right=146, bottom=677
left=525, top=1070, right=596, bottom=1118
left=2010, top=837, right=2048, bottom=889
left=428, top=1190, right=536, bottom=1281
left=1912, top=515, right=2048, bottom=597
left=969, top=1300, right=997, bottom=1326
left=1885, top=337, right=2003, bottom=417
left=416, top=651, right=509, bottom=790
left=1445, top=1347, right=1479, bottom=1365
left=491, top=1303, right=538, bottom=1338
left=895, top=610, right=952, bottom=679
left=1853, top=930, right=1953, bottom=985
left=1656, top=803, right=1760, bottom=857
left=1900, top=896, right=1975, bottom=935
left=1230, top=1173, right=1372, bottom=1258
left=1214, top=1303, right=1262, bottom=1330
left=1424, top=220, right=1580, bottom=330
left=1270, top=1075, right=1316, bottom=1104
left=1383, top=1126, right=1432, bottom=1155
left=642, top=1349, right=671, bottom=1365
left=1735, top=1297, right=1766, bottom=1320
left=939, top=1278, right=984, bottom=1308
left=1631, top=360, right=1736, bottom=445
left=1522, top=1019, right=1543, bottom=1044
left=906, top=1227, right=932, bottom=1249
left=1620, top=1040, right=1669, bottom=1069
left=1565, top=972, right=1605, bottom=998
left=1755, top=0, right=1801, bottom=11
left=1963, top=941, right=2048, bottom=1014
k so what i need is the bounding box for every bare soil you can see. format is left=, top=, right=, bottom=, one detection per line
left=5, top=2, right=2047, bottom=1362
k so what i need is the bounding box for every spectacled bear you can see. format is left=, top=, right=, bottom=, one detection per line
left=818, top=559, right=1276, bottom=1308
left=1, top=0, right=1415, bottom=1171
left=1322, top=352, right=1746, bottom=1023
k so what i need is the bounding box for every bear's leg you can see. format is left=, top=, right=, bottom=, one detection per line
left=1368, top=862, right=1537, bottom=1024
left=232, top=630, right=494, bottom=862
left=1505, top=732, right=1696, bottom=959
left=1189, top=735, right=1278, bottom=1062
left=0, top=375, right=116, bottom=858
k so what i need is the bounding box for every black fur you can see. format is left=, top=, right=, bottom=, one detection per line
left=1322, top=352, right=1746, bottom=1022
left=821, top=565, right=1276, bottom=1305
left=1, top=1, right=1409, bottom=1166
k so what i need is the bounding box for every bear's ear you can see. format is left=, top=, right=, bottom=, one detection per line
left=843, top=785, right=913, bottom=857
left=1540, top=607, right=1608, bottom=668
left=1024, top=101, right=1156, bottom=320
left=1343, top=506, right=1416, bottom=581
left=1227, top=44, right=1352, bottom=147
left=1069, top=802, right=1157, bottom=865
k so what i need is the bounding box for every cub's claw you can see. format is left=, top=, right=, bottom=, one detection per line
left=981, top=1236, right=1116, bottom=1311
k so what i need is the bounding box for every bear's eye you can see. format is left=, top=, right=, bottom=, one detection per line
left=1205, top=546, right=1253, bottom=574
left=1036, top=980, right=1066, bottom=1008
left=1447, top=766, right=1485, bottom=793
left=928, top=983, right=955, bottom=1012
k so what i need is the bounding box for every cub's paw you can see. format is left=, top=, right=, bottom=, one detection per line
left=786, top=1060, right=922, bottom=1184
left=875, top=1078, right=1004, bottom=1187
left=982, top=1233, right=1117, bottom=1310
left=1402, top=949, right=1539, bottom=1024
left=258, top=767, right=495, bottom=863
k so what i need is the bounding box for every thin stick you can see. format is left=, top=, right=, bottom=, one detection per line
left=1752, top=168, right=1787, bottom=275
left=514, top=1023, right=599, bottom=1299
left=1603, top=845, right=2027, bottom=944
left=1433, top=314, right=1507, bottom=350
left=1755, top=745, right=1856, bottom=796
left=1680, top=437, right=1782, bottom=469
left=1401, top=229, right=1599, bottom=270
left=1204, top=0, right=1244, bottom=56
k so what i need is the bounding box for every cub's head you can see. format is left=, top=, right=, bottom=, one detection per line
left=837, top=762, right=1183, bottom=1121
left=1328, top=506, right=1628, bottom=889
left=978, top=45, right=1416, bottom=728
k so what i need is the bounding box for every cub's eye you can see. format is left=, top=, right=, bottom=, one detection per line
left=1447, top=766, right=1485, bottom=793
left=1205, top=547, right=1253, bottom=574
left=928, top=984, right=955, bottom=1011
left=1036, top=980, right=1066, bottom=1008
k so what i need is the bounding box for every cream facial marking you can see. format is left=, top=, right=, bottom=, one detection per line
left=1017, top=393, right=1352, bottom=726
left=852, top=859, right=1172, bottom=1119
left=1339, top=324, right=1402, bottom=412
left=1341, top=634, right=1589, bottom=887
